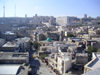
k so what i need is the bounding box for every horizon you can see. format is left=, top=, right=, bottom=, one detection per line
left=0, top=0, right=100, bottom=17
left=0, top=14, right=99, bottom=18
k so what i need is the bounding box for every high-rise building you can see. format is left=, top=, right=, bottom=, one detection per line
left=84, top=14, right=87, bottom=18
left=49, top=16, right=56, bottom=25
left=56, top=16, right=68, bottom=26
left=56, top=16, right=80, bottom=26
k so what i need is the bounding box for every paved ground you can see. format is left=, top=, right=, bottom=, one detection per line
left=37, top=59, right=56, bottom=75
left=29, top=49, right=56, bottom=75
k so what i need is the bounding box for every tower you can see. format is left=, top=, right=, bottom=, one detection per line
left=25, top=14, right=27, bottom=23
left=15, top=5, right=16, bottom=17
left=84, top=14, right=87, bottom=18
left=3, top=5, right=5, bottom=18
left=25, top=14, right=27, bottom=18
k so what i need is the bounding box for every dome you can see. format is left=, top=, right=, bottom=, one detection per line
left=46, top=37, right=51, bottom=42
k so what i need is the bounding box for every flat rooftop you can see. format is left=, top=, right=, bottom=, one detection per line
left=82, top=68, right=100, bottom=75
left=16, top=37, right=30, bottom=43
left=0, top=52, right=29, bottom=60
left=0, top=64, right=28, bottom=75
left=5, top=31, right=15, bottom=35
left=76, top=53, right=88, bottom=57
left=0, top=64, right=20, bottom=75
left=3, top=42, right=19, bottom=47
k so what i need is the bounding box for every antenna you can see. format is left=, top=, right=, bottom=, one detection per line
left=3, top=5, right=5, bottom=18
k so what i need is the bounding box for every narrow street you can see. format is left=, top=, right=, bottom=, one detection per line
left=36, top=59, right=56, bottom=75
left=29, top=48, right=56, bottom=75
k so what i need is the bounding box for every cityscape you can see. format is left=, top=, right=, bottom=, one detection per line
left=0, top=0, right=100, bottom=75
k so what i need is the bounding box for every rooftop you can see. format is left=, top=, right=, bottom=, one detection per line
left=0, top=52, right=29, bottom=60
left=76, top=53, right=88, bottom=57
left=2, top=42, right=19, bottom=47
left=82, top=68, right=100, bottom=75
left=16, top=37, right=30, bottom=43
left=5, top=31, right=15, bottom=35
left=0, top=64, right=20, bottom=75
left=0, top=64, right=28, bottom=75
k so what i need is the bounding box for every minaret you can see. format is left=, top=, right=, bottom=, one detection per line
left=3, top=5, right=5, bottom=18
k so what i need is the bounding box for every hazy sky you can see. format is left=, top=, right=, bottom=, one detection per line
left=0, top=0, right=100, bottom=17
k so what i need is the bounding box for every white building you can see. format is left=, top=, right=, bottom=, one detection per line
left=56, top=52, right=72, bottom=74
left=16, top=37, right=30, bottom=51
left=48, top=52, right=72, bottom=75
left=56, top=16, right=68, bottom=26
left=56, top=16, right=80, bottom=26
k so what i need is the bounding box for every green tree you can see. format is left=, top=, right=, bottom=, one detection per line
left=87, top=46, right=97, bottom=61
left=88, top=46, right=97, bottom=53
left=97, top=48, right=100, bottom=52
left=33, top=41, right=41, bottom=53
left=67, top=33, right=75, bottom=37
left=33, top=41, right=41, bottom=49
left=39, top=54, right=48, bottom=59
left=39, top=34, right=46, bottom=41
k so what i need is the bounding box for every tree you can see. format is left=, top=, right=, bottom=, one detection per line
left=88, top=46, right=97, bottom=53
left=87, top=46, right=97, bottom=61
left=33, top=41, right=41, bottom=53
left=39, top=34, right=46, bottom=41
left=97, top=48, right=100, bottom=52
left=39, top=54, right=48, bottom=59
left=33, top=41, right=41, bottom=49
left=67, top=33, right=75, bottom=37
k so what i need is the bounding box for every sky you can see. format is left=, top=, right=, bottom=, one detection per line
left=0, top=0, right=100, bottom=17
